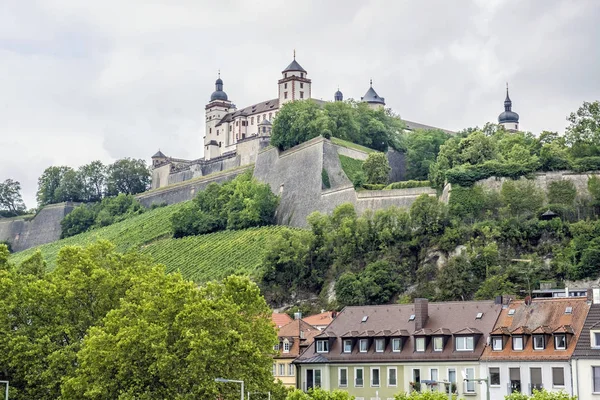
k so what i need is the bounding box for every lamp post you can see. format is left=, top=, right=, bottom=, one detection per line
left=462, top=377, right=490, bottom=400
left=215, top=377, right=244, bottom=400
left=421, top=380, right=453, bottom=400
left=0, top=381, right=8, bottom=400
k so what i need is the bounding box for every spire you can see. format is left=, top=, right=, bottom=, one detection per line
left=504, top=82, right=512, bottom=112
left=370, top=78, right=373, bottom=87
left=293, top=49, right=296, bottom=60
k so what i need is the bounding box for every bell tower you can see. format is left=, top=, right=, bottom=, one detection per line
left=278, top=51, right=311, bottom=106
left=205, top=72, right=234, bottom=160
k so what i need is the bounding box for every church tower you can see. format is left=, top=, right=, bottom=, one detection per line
left=498, top=83, right=519, bottom=131
left=205, top=73, right=235, bottom=160
left=361, top=79, right=385, bottom=109
left=334, top=87, right=343, bottom=102
left=278, top=52, right=311, bottom=106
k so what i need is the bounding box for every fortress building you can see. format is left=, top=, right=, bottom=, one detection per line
left=150, top=54, right=458, bottom=190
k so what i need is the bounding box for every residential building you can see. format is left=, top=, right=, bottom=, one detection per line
left=295, top=298, right=502, bottom=400
left=274, top=319, right=320, bottom=387
left=303, top=311, right=337, bottom=331
left=572, top=288, right=600, bottom=399
left=481, top=297, right=589, bottom=399
left=272, top=312, right=293, bottom=329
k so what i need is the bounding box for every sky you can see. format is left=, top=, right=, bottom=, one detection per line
left=1, top=0, right=599, bottom=209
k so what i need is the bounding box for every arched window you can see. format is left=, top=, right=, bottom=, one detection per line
left=283, top=339, right=290, bottom=353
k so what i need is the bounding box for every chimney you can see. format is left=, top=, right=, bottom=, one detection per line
left=414, top=298, right=429, bottom=331
left=590, top=288, right=600, bottom=304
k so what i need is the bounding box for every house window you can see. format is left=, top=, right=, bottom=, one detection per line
left=355, top=367, right=364, bottom=387
left=430, top=368, right=439, bottom=389
left=489, top=367, right=500, bottom=386
left=413, top=369, right=421, bottom=388
left=592, top=331, right=600, bottom=348
left=448, top=369, right=456, bottom=384
left=343, top=339, right=352, bottom=353
left=375, top=339, right=385, bottom=352
left=273, top=363, right=276, bottom=376
left=216, top=129, right=219, bottom=135
left=594, top=367, right=600, bottom=392
left=555, top=334, right=566, bottom=350
left=552, top=367, right=565, bottom=387
left=371, top=367, right=380, bottom=387
left=456, top=336, right=474, bottom=351
left=279, top=363, right=285, bottom=376
left=285, top=73, right=287, bottom=78
left=236, top=121, right=238, bottom=126
left=509, top=368, right=521, bottom=393
left=388, top=367, right=397, bottom=386
left=464, top=368, right=475, bottom=393
left=433, top=337, right=443, bottom=351
left=289, top=364, right=295, bottom=376
left=359, top=339, right=368, bottom=352
left=531, top=367, right=542, bottom=391
left=316, top=340, right=329, bottom=353
left=533, top=335, right=545, bottom=350
left=251, top=117, right=254, bottom=125
left=274, top=344, right=279, bottom=351
left=284, top=92, right=288, bottom=99
left=314, top=369, right=322, bottom=388
left=300, top=91, right=304, bottom=99
left=306, top=369, right=321, bottom=390
left=415, top=337, right=425, bottom=352
left=209, top=128, right=212, bottom=133
left=513, top=336, right=524, bottom=351
left=392, top=338, right=402, bottom=352
left=492, top=336, right=503, bottom=351
left=283, top=340, right=290, bottom=353
left=284, top=83, right=287, bottom=89
left=339, top=368, right=348, bottom=387
left=300, top=83, right=304, bottom=88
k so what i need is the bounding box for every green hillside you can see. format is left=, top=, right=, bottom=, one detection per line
left=9, top=202, right=291, bottom=282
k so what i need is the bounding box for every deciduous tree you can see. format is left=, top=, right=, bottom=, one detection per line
left=0, top=179, right=26, bottom=216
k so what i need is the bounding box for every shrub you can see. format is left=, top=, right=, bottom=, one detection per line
left=321, top=168, right=331, bottom=189
left=547, top=180, right=577, bottom=206
left=572, top=156, right=600, bottom=172
left=60, top=205, right=97, bottom=238
left=363, top=184, right=386, bottom=190
left=385, top=180, right=431, bottom=190
left=362, top=152, right=390, bottom=185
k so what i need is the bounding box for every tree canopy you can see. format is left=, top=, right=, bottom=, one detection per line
left=0, top=179, right=26, bottom=217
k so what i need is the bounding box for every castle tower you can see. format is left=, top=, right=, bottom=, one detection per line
left=205, top=73, right=235, bottom=160
left=278, top=51, right=311, bottom=106
left=498, top=83, right=519, bottom=131
left=361, top=79, right=385, bottom=109
left=151, top=150, right=167, bottom=167
left=334, top=87, right=343, bottom=102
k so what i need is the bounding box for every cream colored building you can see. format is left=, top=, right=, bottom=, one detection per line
left=572, top=291, right=600, bottom=399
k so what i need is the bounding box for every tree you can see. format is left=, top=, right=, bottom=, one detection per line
left=474, top=274, right=516, bottom=300
left=402, top=129, right=450, bottom=180
left=60, top=205, right=97, bottom=238
left=362, top=152, right=390, bottom=185
left=55, top=167, right=84, bottom=202
left=436, top=255, right=478, bottom=301
left=106, top=158, right=151, bottom=196
left=565, top=100, right=600, bottom=158
left=500, top=180, right=545, bottom=218
left=0, top=179, right=26, bottom=216
left=271, top=100, right=327, bottom=150
left=78, top=161, right=107, bottom=202
left=62, top=275, right=277, bottom=400
left=547, top=180, right=577, bottom=206
left=36, top=165, right=71, bottom=206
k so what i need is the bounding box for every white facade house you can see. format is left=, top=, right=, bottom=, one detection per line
left=572, top=291, right=600, bottom=400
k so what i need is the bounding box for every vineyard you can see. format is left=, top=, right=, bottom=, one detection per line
left=140, top=226, right=294, bottom=282
left=9, top=201, right=295, bottom=283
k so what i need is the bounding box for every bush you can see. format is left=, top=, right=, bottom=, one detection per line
left=505, top=389, right=577, bottom=400
left=60, top=205, right=97, bottom=238
left=547, top=180, right=577, bottom=206
left=386, top=180, right=431, bottom=190
left=572, top=156, right=600, bottom=172
left=363, top=184, right=386, bottom=190
left=321, top=168, right=331, bottom=189
left=362, top=152, right=390, bottom=185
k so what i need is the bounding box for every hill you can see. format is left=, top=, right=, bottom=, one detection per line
left=9, top=202, right=292, bottom=283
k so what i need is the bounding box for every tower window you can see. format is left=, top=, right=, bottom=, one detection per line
left=284, top=92, right=288, bottom=99
left=285, top=73, right=287, bottom=78
left=284, top=83, right=287, bottom=89
left=300, top=91, right=304, bottom=99
left=300, top=83, right=304, bottom=88
left=251, top=117, right=254, bottom=125
left=216, top=130, right=219, bottom=135
left=209, top=128, right=212, bottom=133
left=269, top=113, right=272, bottom=119
left=301, top=73, right=304, bottom=78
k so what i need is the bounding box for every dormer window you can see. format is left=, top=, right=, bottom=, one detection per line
left=415, top=337, right=425, bottom=352
left=375, top=339, right=385, bottom=352
left=392, top=338, right=402, bottom=352
left=274, top=344, right=279, bottom=351
left=533, top=335, right=545, bottom=350
left=554, top=334, right=566, bottom=350
left=513, top=336, right=524, bottom=351
left=316, top=340, right=329, bottom=353
left=456, top=336, right=474, bottom=351
left=591, top=330, right=600, bottom=348
left=492, top=336, right=503, bottom=351
left=433, top=336, right=444, bottom=352
left=343, top=339, right=352, bottom=353
left=283, top=339, right=290, bottom=353
left=359, top=339, right=368, bottom=353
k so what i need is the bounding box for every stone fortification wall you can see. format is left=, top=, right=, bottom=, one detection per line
left=0, top=202, right=79, bottom=252
left=473, top=171, right=600, bottom=196
left=137, top=166, right=252, bottom=208
left=166, top=153, right=239, bottom=186
left=253, top=136, right=436, bottom=227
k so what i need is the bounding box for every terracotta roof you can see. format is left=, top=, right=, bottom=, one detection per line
left=491, top=326, right=511, bottom=335
left=482, top=298, right=590, bottom=361
left=303, top=311, right=335, bottom=327
left=276, top=319, right=320, bottom=359
left=216, top=98, right=280, bottom=126
left=574, top=303, right=600, bottom=359
left=271, top=313, right=293, bottom=328
left=296, top=300, right=501, bottom=364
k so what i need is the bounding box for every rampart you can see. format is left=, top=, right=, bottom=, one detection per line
left=0, top=202, right=79, bottom=253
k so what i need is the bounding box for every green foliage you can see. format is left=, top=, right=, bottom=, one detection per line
left=505, top=389, right=576, bottom=400
left=401, top=129, right=451, bottom=180
left=286, top=388, right=354, bottom=400
left=335, top=260, right=406, bottom=306
left=171, top=171, right=279, bottom=238
left=385, top=180, right=431, bottom=190
left=565, top=100, right=600, bottom=158
left=0, top=179, right=26, bottom=216
left=474, top=274, right=516, bottom=300
left=589, top=175, right=600, bottom=206
left=500, top=180, right=545, bottom=218
left=572, top=156, right=600, bottom=172
left=363, top=183, right=387, bottom=190
left=436, top=255, right=479, bottom=301
left=271, top=100, right=404, bottom=152
left=338, top=155, right=366, bottom=188
left=363, top=152, right=391, bottom=185
left=547, top=180, right=577, bottom=206
left=322, top=168, right=331, bottom=189
left=395, top=390, right=458, bottom=400
left=106, top=158, right=151, bottom=196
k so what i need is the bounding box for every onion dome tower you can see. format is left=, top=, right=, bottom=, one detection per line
left=361, top=79, right=385, bottom=109
left=334, top=87, right=343, bottom=102
left=498, top=83, right=519, bottom=131
left=205, top=71, right=235, bottom=160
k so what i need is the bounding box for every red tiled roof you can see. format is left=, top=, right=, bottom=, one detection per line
left=303, top=311, right=335, bottom=327
left=271, top=313, right=293, bottom=329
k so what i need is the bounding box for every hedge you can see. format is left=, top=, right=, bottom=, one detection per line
left=572, top=157, right=600, bottom=173
left=445, top=160, right=540, bottom=186
left=363, top=184, right=387, bottom=190
left=385, top=180, right=431, bottom=190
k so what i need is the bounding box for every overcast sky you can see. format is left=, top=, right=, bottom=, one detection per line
left=1, top=0, right=599, bottom=208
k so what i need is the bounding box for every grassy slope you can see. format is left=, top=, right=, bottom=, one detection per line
left=339, top=154, right=365, bottom=184
left=9, top=202, right=293, bottom=283
left=330, top=137, right=377, bottom=154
